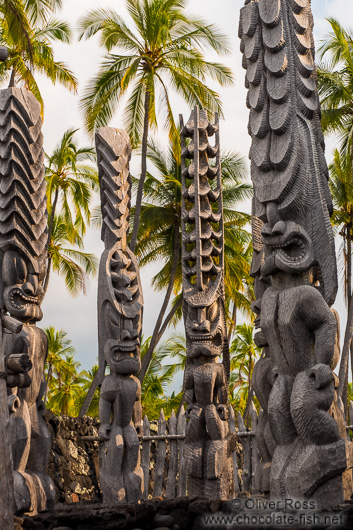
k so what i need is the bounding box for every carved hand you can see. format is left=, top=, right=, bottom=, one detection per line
left=98, top=423, right=111, bottom=441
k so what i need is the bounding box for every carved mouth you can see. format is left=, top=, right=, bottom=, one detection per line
left=189, top=330, right=223, bottom=348
left=10, top=288, right=38, bottom=309
left=270, top=236, right=307, bottom=262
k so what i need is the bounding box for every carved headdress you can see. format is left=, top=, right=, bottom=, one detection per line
left=96, top=128, right=143, bottom=377
left=180, top=107, right=229, bottom=374
left=0, top=88, right=48, bottom=322
left=239, top=0, right=337, bottom=305
left=0, top=88, right=47, bottom=271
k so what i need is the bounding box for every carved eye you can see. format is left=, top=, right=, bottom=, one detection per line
left=208, top=301, right=219, bottom=322
left=2, top=251, right=27, bottom=285
left=15, top=256, right=27, bottom=283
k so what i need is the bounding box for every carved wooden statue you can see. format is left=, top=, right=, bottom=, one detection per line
left=180, top=107, right=236, bottom=500
left=0, top=87, right=55, bottom=515
left=240, top=0, right=353, bottom=506
left=96, top=128, right=144, bottom=504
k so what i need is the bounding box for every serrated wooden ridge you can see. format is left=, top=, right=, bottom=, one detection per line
left=239, top=0, right=337, bottom=305
left=95, top=127, right=132, bottom=250
left=180, top=107, right=224, bottom=307
left=0, top=88, right=47, bottom=262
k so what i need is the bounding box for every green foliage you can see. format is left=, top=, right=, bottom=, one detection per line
left=78, top=0, right=233, bottom=144
left=229, top=323, right=261, bottom=415
left=317, top=18, right=353, bottom=157
left=45, top=128, right=99, bottom=238
left=0, top=0, right=77, bottom=113
left=44, top=128, right=99, bottom=296
left=44, top=326, right=99, bottom=417
left=47, top=214, right=99, bottom=296
left=140, top=336, right=184, bottom=419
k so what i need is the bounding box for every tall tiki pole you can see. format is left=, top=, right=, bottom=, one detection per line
left=95, top=128, right=144, bottom=503
left=0, top=84, right=53, bottom=516
left=179, top=106, right=235, bottom=500
left=0, top=49, right=13, bottom=529
left=240, top=0, right=353, bottom=505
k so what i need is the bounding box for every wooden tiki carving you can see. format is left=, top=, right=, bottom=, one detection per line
left=180, top=107, right=236, bottom=500
left=240, top=0, right=353, bottom=505
left=0, top=87, right=55, bottom=515
left=96, top=128, right=143, bottom=504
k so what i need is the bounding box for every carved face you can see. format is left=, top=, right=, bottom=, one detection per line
left=104, top=336, right=141, bottom=376
left=101, top=247, right=143, bottom=375
left=261, top=221, right=314, bottom=276
left=2, top=250, right=44, bottom=322
left=185, top=297, right=224, bottom=358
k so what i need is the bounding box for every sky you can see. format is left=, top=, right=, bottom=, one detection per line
left=32, top=0, right=353, bottom=377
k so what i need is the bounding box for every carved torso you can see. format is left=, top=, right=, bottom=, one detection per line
left=101, top=374, right=140, bottom=429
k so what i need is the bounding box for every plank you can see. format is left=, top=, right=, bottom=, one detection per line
left=177, top=406, right=187, bottom=497
left=153, top=410, right=167, bottom=497
left=229, top=406, right=240, bottom=493
left=250, top=402, right=260, bottom=494
left=166, top=410, right=178, bottom=498
left=237, top=411, right=251, bottom=492
left=141, top=415, right=151, bottom=501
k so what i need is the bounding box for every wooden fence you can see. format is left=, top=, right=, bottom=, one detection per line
left=83, top=401, right=353, bottom=499
left=138, top=402, right=260, bottom=499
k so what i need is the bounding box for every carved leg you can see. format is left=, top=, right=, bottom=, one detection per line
left=100, top=425, right=125, bottom=503
left=10, top=399, right=30, bottom=473
left=185, top=406, right=206, bottom=482
left=268, top=373, right=297, bottom=445
left=26, top=405, right=51, bottom=474
left=123, top=424, right=143, bottom=503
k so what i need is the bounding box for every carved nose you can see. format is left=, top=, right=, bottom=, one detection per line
left=121, top=330, right=131, bottom=341
left=272, top=221, right=286, bottom=235
left=22, top=282, right=34, bottom=296
left=192, top=320, right=210, bottom=333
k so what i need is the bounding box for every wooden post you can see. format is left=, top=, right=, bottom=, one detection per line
left=166, top=410, right=178, bottom=498
left=250, top=402, right=260, bottom=494
left=141, top=415, right=151, bottom=501
left=349, top=402, right=353, bottom=440
left=229, top=406, right=240, bottom=493
left=0, top=314, right=15, bottom=530
left=177, top=407, right=187, bottom=497
left=237, top=411, right=251, bottom=492
left=153, top=410, right=167, bottom=497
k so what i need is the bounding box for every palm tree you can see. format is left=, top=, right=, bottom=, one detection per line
left=45, top=128, right=99, bottom=243
left=229, top=323, right=261, bottom=416
left=75, top=365, right=100, bottom=417
left=317, top=20, right=353, bottom=403
left=44, top=325, right=75, bottom=403
left=136, top=139, right=253, bottom=381
left=317, top=18, right=353, bottom=159
left=44, top=129, right=99, bottom=295
left=0, top=0, right=77, bottom=112
left=47, top=353, right=85, bottom=416
left=78, top=0, right=233, bottom=251
left=328, top=150, right=353, bottom=407
left=47, top=214, right=98, bottom=296
left=140, top=336, right=182, bottom=419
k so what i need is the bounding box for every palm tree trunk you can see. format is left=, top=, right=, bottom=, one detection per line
left=227, top=302, right=237, bottom=342
left=44, top=363, right=52, bottom=404
left=8, top=67, right=16, bottom=87
left=156, top=296, right=182, bottom=344
left=78, top=370, right=101, bottom=418
left=338, top=290, right=353, bottom=400
left=342, top=223, right=352, bottom=416
left=139, top=228, right=180, bottom=383
left=130, top=90, right=150, bottom=253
